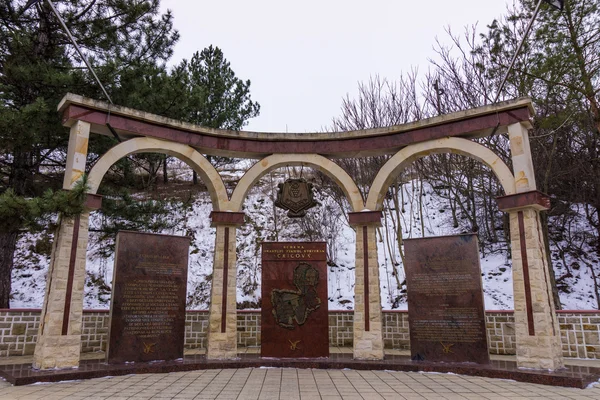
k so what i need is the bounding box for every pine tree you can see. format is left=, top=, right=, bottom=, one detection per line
left=181, top=46, right=260, bottom=130
left=178, top=46, right=260, bottom=173
left=0, top=0, right=178, bottom=308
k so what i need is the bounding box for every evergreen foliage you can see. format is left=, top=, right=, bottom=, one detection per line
left=90, top=188, right=193, bottom=259
left=0, top=176, right=88, bottom=233
left=0, top=0, right=179, bottom=307
left=479, top=0, right=599, bottom=305
left=179, top=46, right=261, bottom=130
left=0, top=2, right=261, bottom=307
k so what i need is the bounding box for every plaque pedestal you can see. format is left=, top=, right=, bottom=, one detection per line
left=405, top=234, right=489, bottom=364
left=261, top=242, right=328, bottom=358
left=106, top=231, right=189, bottom=364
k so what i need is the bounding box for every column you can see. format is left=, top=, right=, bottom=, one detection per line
left=502, top=121, right=563, bottom=370
left=206, top=211, right=245, bottom=359
left=348, top=211, right=384, bottom=360
left=498, top=128, right=564, bottom=372
left=33, top=121, right=98, bottom=369
left=508, top=122, right=537, bottom=193
left=63, top=121, right=90, bottom=189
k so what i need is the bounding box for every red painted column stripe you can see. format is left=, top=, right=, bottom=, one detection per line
left=221, top=227, right=230, bottom=333
left=363, top=226, right=370, bottom=332
left=518, top=211, right=535, bottom=336
left=62, top=214, right=80, bottom=335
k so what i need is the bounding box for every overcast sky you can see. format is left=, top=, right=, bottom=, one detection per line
left=159, top=1, right=512, bottom=133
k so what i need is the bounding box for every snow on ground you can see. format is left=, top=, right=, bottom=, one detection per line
left=10, top=231, right=52, bottom=308
left=374, top=181, right=514, bottom=310
left=548, top=202, right=600, bottom=310
left=9, top=173, right=599, bottom=311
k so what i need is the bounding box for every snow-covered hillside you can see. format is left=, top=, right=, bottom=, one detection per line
left=9, top=173, right=600, bottom=311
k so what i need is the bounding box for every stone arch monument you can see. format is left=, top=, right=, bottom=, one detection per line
left=32, top=93, right=562, bottom=371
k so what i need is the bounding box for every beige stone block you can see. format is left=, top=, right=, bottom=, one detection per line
left=11, top=323, right=26, bottom=335
left=209, top=318, right=221, bottom=332
left=212, top=285, right=223, bottom=296
left=33, top=334, right=81, bottom=370
left=538, top=357, right=563, bottom=370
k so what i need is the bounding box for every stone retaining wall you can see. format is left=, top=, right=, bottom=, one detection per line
left=486, top=312, right=516, bottom=355
left=1, top=310, right=598, bottom=359
left=558, top=312, right=600, bottom=358
left=0, top=310, right=40, bottom=357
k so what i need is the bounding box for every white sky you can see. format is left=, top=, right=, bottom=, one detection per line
left=160, top=1, right=512, bottom=133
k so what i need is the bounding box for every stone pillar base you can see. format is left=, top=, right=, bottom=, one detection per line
left=517, top=335, right=564, bottom=370
left=32, top=335, right=80, bottom=370
left=353, top=326, right=384, bottom=360
left=206, top=332, right=237, bottom=359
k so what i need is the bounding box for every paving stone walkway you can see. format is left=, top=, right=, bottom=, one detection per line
left=1, top=367, right=600, bottom=400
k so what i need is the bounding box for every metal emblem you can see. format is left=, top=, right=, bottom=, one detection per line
left=274, top=178, right=318, bottom=218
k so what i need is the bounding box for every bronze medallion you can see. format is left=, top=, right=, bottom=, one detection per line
left=274, top=178, right=318, bottom=218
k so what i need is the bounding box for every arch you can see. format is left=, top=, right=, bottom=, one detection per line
left=227, top=154, right=364, bottom=212
left=87, top=137, right=229, bottom=211
left=366, top=137, right=516, bottom=210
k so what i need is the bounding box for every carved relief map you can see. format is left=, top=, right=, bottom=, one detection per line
left=271, top=262, right=321, bottom=329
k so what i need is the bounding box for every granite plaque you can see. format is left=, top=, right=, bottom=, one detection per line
left=107, top=231, right=190, bottom=364
left=261, top=242, right=329, bottom=358
left=405, top=234, right=489, bottom=364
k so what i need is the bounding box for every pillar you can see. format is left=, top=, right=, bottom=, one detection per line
left=206, top=211, right=245, bottom=359
left=33, top=118, right=98, bottom=369
left=63, top=121, right=90, bottom=189
left=348, top=211, right=384, bottom=360
left=499, top=121, right=563, bottom=370
left=508, top=122, right=537, bottom=193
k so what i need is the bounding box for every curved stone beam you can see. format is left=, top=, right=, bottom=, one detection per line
left=366, top=137, right=516, bottom=210
left=59, top=93, right=535, bottom=159
left=228, top=154, right=364, bottom=212
left=87, top=137, right=228, bottom=211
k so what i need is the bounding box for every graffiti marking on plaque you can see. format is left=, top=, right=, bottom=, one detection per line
left=271, top=262, right=321, bottom=329
left=274, top=178, right=318, bottom=218
left=143, top=342, right=156, bottom=354
left=441, top=342, right=455, bottom=354
left=289, top=340, right=301, bottom=350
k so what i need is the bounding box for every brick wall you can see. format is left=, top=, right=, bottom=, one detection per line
left=0, top=310, right=39, bottom=357
left=558, top=312, right=600, bottom=359
left=329, top=311, right=353, bottom=347
left=382, top=312, right=410, bottom=350
left=237, top=311, right=260, bottom=347
left=81, top=311, right=109, bottom=353
left=1, top=309, right=598, bottom=359
left=186, top=311, right=209, bottom=349
left=485, top=311, right=516, bottom=355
